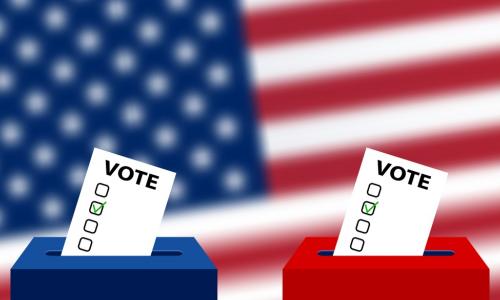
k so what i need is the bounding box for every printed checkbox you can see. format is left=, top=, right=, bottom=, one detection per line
left=356, top=219, right=370, bottom=234
left=361, top=200, right=378, bottom=216
left=367, top=183, right=381, bottom=198
left=95, top=183, right=110, bottom=198
left=84, top=219, right=98, bottom=234
left=350, top=237, right=365, bottom=252
left=89, top=200, right=107, bottom=216
left=78, top=237, right=93, bottom=252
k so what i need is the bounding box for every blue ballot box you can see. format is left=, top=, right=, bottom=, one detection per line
left=11, top=237, right=217, bottom=300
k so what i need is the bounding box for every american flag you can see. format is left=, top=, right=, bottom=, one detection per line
left=1, top=0, right=500, bottom=299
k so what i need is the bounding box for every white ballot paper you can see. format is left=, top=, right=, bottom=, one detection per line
left=335, top=148, right=447, bottom=256
left=62, top=148, right=175, bottom=256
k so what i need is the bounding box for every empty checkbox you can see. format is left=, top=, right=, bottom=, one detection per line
left=78, top=237, right=93, bottom=252
left=84, top=219, right=98, bottom=234
left=367, top=183, right=381, bottom=198
left=356, top=219, right=370, bottom=234
left=95, top=183, right=109, bottom=198
left=350, top=237, right=365, bottom=252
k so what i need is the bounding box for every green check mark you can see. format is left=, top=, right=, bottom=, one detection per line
left=90, top=201, right=107, bottom=216
left=362, top=201, right=378, bottom=216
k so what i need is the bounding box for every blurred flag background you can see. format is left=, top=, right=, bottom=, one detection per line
left=2, top=0, right=500, bottom=299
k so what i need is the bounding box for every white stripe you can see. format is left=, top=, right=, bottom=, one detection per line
left=477, top=241, right=500, bottom=279
left=251, top=10, right=500, bottom=86
left=220, top=275, right=280, bottom=300
left=2, top=161, right=500, bottom=269
left=243, top=0, right=340, bottom=13
left=262, top=86, right=500, bottom=160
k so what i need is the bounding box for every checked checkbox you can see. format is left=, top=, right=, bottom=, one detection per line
left=89, top=201, right=107, bottom=216
left=361, top=201, right=378, bottom=216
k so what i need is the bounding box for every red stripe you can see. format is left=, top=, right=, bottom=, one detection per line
left=0, top=284, right=8, bottom=300
left=207, top=197, right=500, bottom=278
left=268, top=124, right=500, bottom=193
left=246, top=0, right=500, bottom=46
left=493, top=285, right=500, bottom=300
left=257, top=51, right=500, bottom=120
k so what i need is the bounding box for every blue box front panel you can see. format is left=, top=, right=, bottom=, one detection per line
left=11, top=237, right=217, bottom=300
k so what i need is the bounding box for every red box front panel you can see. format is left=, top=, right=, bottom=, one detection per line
left=283, top=237, right=489, bottom=300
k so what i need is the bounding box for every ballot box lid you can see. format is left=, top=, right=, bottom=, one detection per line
left=12, top=237, right=216, bottom=270
left=284, top=237, right=488, bottom=271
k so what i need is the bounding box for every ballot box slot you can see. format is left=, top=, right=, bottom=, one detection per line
left=151, top=250, right=182, bottom=256
left=45, top=250, right=183, bottom=256
left=317, top=250, right=455, bottom=256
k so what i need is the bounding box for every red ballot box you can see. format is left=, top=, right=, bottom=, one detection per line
left=283, top=237, right=489, bottom=300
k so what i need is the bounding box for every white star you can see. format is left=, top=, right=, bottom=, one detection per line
left=40, top=194, right=65, bottom=221
left=214, top=114, right=239, bottom=141
left=170, top=178, right=187, bottom=201
left=76, top=27, right=101, bottom=54
left=120, top=100, right=145, bottom=129
left=84, top=80, right=110, bottom=107
left=136, top=18, right=163, bottom=45
left=0, top=67, right=15, bottom=93
left=59, top=110, right=84, bottom=137
left=51, top=57, right=76, bottom=84
left=15, top=36, right=41, bottom=63
left=43, top=5, right=68, bottom=32
left=67, top=163, right=86, bottom=189
left=0, top=119, right=23, bottom=147
left=173, top=38, right=198, bottom=65
left=181, top=91, right=206, bottom=119
left=189, top=145, right=214, bottom=171
left=144, top=70, right=170, bottom=98
left=24, top=89, right=49, bottom=116
left=198, top=8, right=222, bottom=36
left=222, top=167, right=247, bottom=193
left=111, top=48, right=137, bottom=75
left=206, top=61, right=230, bottom=88
left=153, top=124, right=177, bottom=150
left=93, top=132, right=119, bottom=152
left=165, top=0, right=189, bottom=12
left=104, top=0, right=129, bottom=22
left=32, top=142, right=57, bottom=169
left=6, top=173, right=31, bottom=200
left=8, top=0, right=32, bottom=10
